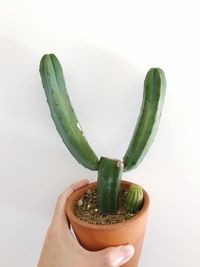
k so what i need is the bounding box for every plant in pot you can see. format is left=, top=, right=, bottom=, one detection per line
left=39, top=54, right=166, bottom=267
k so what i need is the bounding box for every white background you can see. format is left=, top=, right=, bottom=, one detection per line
left=0, top=1, right=200, bottom=266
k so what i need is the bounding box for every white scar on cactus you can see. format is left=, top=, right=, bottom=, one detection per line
left=77, top=122, right=85, bottom=136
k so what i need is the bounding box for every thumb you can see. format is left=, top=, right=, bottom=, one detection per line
left=87, top=245, right=134, bottom=267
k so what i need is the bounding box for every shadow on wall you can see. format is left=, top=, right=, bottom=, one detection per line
left=0, top=35, right=142, bottom=218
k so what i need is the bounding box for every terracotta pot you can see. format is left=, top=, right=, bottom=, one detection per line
left=66, top=180, right=150, bottom=267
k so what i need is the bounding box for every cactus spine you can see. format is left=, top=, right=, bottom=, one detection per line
left=125, top=184, right=144, bottom=213
left=39, top=54, right=166, bottom=215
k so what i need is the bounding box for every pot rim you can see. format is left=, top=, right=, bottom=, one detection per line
left=66, top=180, right=150, bottom=231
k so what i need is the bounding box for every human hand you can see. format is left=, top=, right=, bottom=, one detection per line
left=37, top=179, right=134, bottom=267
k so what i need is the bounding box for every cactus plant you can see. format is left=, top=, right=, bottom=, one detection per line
left=39, top=54, right=166, bottom=214
left=39, top=54, right=98, bottom=170
left=125, top=184, right=144, bottom=213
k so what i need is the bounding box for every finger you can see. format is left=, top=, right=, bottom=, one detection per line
left=51, top=179, right=89, bottom=228
left=86, top=245, right=135, bottom=267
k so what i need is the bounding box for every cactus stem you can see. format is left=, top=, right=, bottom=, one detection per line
left=97, top=157, right=124, bottom=214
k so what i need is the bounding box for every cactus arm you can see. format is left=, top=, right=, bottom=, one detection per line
left=125, top=184, right=144, bottom=213
left=39, top=54, right=99, bottom=170
left=97, top=157, right=124, bottom=214
left=123, top=68, right=166, bottom=171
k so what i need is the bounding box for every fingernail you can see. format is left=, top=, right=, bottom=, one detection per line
left=112, top=245, right=134, bottom=267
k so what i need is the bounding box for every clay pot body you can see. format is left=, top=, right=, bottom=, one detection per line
left=66, top=181, right=150, bottom=267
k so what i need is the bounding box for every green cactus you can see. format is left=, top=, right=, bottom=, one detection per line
left=97, top=157, right=124, bottom=213
left=39, top=54, right=99, bottom=170
left=123, top=68, right=166, bottom=171
left=39, top=54, right=166, bottom=214
left=125, top=184, right=144, bottom=213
